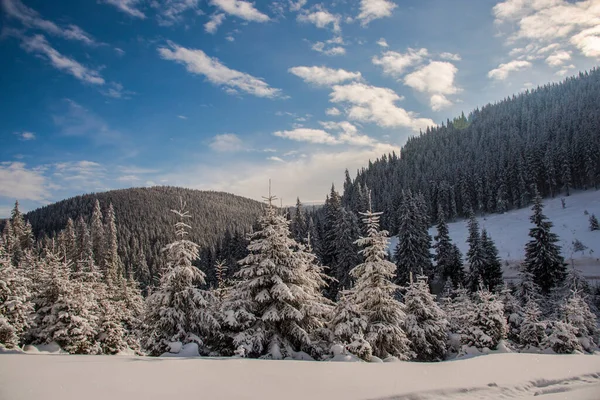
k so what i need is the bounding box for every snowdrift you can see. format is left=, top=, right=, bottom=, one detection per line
left=1, top=352, right=599, bottom=399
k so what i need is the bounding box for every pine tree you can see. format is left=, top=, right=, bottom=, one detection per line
left=104, top=204, right=124, bottom=287
left=0, top=247, right=33, bottom=348
left=222, top=189, right=329, bottom=359
left=519, top=298, right=547, bottom=349
left=75, top=216, right=94, bottom=273
left=544, top=321, right=581, bottom=354
left=142, top=201, right=219, bottom=356
left=291, top=198, right=308, bottom=243
left=61, top=217, right=77, bottom=266
left=321, top=185, right=342, bottom=270
left=433, top=207, right=464, bottom=287
left=500, top=286, right=523, bottom=344
left=91, top=199, right=105, bottom=271
left=350, top=203, right=412, bottom=360
left=480, top=229, right=503, bottom=291
left=523, top=192, right=566, bottom=294
left=394, top=190, right=433, bottom=286
left=8, top=202, right=25, bottom=264
left=466, top=214, right=486, bottom=291
left=589, top=214, right=599, bottom=231
left=31, top=251, right=100, bottom=354
left=330, top=207, right=361, bottom=297
left=329, top=290, right=367, bottom=345
left=403, top=275, right=448, bottom=361
left=464, top=287, right=507, bottom=350
left=561, top=289, right=598, bottom=352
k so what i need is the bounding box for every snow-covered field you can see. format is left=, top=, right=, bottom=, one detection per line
left=390, top=190, right=600, bottom=282
left=1, top=352, right=599, bottom=399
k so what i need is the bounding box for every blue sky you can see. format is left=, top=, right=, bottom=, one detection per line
left=1, top=0, right=599, bottom=217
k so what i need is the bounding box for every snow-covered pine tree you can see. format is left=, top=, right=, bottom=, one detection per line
left=523, top=192, right=567, bottom=294
left=104, top=203, right=124, bottom=287
left=589, top=214, right=599, bottom=231
left=0, top=247, right=33, bottom=348
left=434, top=206, right=465, bottom=287
left=330, top=207, right=361, bottom=297
left=222, top=189, right=329, bottom=359
left=91, top=199, right=105, bottom=271
left=329, top=290, right=367, bottom=345
left=466, top=214, right=486, bottom=292
left=560, top=289, right=598, bottom=352
left=403, top=275, right=448, bottom=361
left=519, top=298, right=547, bottom=349
left=464, top=286, right=507, bottom=350
left=31, top=251, right=100, bottom=354
left=351, top=202, right=412, bottom=360
left=321, top=185, right=342, bottom=272
left=543, top=321, right=582, bottom=354
left=480, top=229, right=503, bottom=291
left=75, top=216, right=94, bottom=273
left=142, top=201, right=219, bottom=356
left=516, top=264, right=542, bottom=306
left=61, top=217, right=77, bottom=266
left=500, top=286, right=522, bottom=344
left=394, top=190, right=433, bottom=286
left=291, top=198, right=308, bottom=243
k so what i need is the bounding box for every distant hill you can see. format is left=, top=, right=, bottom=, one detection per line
left=23, top=186, right=265, bottom=280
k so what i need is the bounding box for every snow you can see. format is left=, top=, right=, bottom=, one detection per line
left=389, top=190, right=600, bottom=282
left=1, top=353, right=599, bottom=399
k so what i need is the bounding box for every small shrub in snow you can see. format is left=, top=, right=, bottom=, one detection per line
left=590, top=214, right=599, bottom=231
left=346, top=334, right=373, bottom=361
left=519, top=300, right=547, bottom=349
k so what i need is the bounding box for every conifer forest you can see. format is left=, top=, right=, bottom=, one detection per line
left=1, top=70, right=599, bottom=362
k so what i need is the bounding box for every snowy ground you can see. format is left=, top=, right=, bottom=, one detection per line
left=1, top=352, right=600, bottom=399
left=390, top=190, right=600, bottom=283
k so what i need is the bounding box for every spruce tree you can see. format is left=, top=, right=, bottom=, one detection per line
left=75, top=216, right=94, bottom=273
left=91, top=199, right=105, bottom=271
left=589, top=214, right=599, bottom=231
left=222, top=190, right=329, bottom=359
left=0, top=247, right=33, bottom=348
left=104, top=204, right=124, bottom=287
left=350, top=204, right=412, bottom=360
left=142, top=202, right=219, bottom=356
left=466, top=214, right=486, bottom=292
left=465, top=287, right=507, bottom=350
left=394, top=190, right=433, bottom=286
left=403, top=275, right=448, bottom=361
left=519, top=299, right=547, bottom=349
left=560, top=289, right=598, bottom=352
left=291, top=198, right=308, bottom=243
left=330, top=207, right=362, bottom=297
left=480, top=229, right=503, bottom=291
left=61, top=217, right=77, bottom=266
left=523, top=192, right=566, bottom=294
left=433, top=207, right=464, bottom=287
left=321, top=185, right=342, bottom=270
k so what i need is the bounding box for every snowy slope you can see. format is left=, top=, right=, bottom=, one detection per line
left=389, top=190, right=600, bottom=282
left=1, top=353, right=600, bottom=399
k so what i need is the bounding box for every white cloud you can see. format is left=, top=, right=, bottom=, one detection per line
left=403, top=61, right=460, bottom=110
left=177, top=115, right=188, bottom=119
left=0, top=162, right=49, bottom=202
left=267, top=156, right=284, bottom=162
left=289, top=0, right=306, bottom=12
left=493, top=0, right=600, bottom=61
left=372, top=48, right=428, bottom=76
left=556, top=63, right=576, bottom=76
left=318, top=121, right=376, bottom=146
left=159, top=143, right=399, bottom=205
left=274, top=128, right=338, bottom=144
left=329, top=82, right=434, bottom=131
left=545, top=50, right=571, bottom=66
left=2, top=0, right=98, bottom=44
left=440, top=52, right=461, bottom=61
left=488, top=60, right=532, bottom=80
left=114, top=47, right=126, bottom=56
left=117, top=175, right=140, bottom=182
left=20, top=35, right=105, bottom=85
left=311, top=41, right=346, bottom=56
left=210, top=133, right=244, bottom=152
left=210, top=0, right=269, bottom=22
left=289, top=66, right=361, bottom=86
left=205, top=13, right=226, bottom=33
left=18, top=131, right=36, bottom=140
left=325, top=107, right=341, bottom=116
left=103, top=0, right=145, bottom=19
left=158, top=41, right=282, bottom=98
left=154, top=0, right=201, bottom=25
left=357, top=0, right=397, bottom=26
left=376, top=38, right=389, bottom=47
left=297, top=6, right=341, bottom=32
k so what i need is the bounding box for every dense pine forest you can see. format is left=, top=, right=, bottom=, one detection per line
left=1, top=70, right=599, bottom=361
left=6, top=187, right=265, bottom=288
left=339, top=68, right=600, bottom=233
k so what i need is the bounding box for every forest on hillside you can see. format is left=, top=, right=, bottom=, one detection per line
left=339, top=68, right=600, bottom=234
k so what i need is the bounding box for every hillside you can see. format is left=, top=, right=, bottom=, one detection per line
left=341, top=69, right=600, bottom=233
left=22, top=186, right=265, bottom=282
left=389, top=190, right=600, bottom=282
